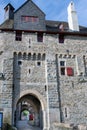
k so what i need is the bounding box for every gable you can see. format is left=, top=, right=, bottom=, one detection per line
left=14, top=0, right=46, bottom=31
left=15, top=0, right=45, bottom=16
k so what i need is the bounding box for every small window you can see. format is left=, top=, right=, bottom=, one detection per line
left=37, top=33, right=43, bottom=42
left=29, top=69, right=31, bottom=74
left=59, top=34, right=64, bottom=43
left=29, top=39, right=31, bottom=44
left=18, top=61, right=22, bottom=65
left=60, top=61, right=65, bottom=75
left=29, top=46, right=31, bottom=48
left=60, top=61, right=65, bottom=66
left=65, top=108, right=67, bottom=118
left=15, top=31, right=22, bottom=41
left=37, top=61, right=41, bottom=66
left=61, top=68, right=65, bottom=75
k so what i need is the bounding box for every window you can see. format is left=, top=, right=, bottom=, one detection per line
left=60, top=61, right=74, bottom=76
left=60, top=61, right=65, bottom=75
left=21, top=16, right=39, bottom=23
left=29, top=39, right=31, bottom=44
left=60, top=61, right=65, bottom=66
left=65, top=108, right=67, bottom=118
left=37, top=61, right=41, bottom=66
left=18, top=61, right=22, bottom=65
left=59, top=34, right=64, bottom=43
left=61, top=68, right=65, bottom=75
left=15, top=31, right=22, bottom=41
left=37, top=33, right=43, bottom=42
left=29, top=69, right=31, bottom=74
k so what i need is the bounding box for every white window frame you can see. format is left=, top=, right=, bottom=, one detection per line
left=59, top=59, right=66, bottom=76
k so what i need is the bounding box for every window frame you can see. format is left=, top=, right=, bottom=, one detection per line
left=59, top=60, right=66, bottom=76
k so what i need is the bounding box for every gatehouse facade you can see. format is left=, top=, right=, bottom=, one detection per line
left=0, top=0, right=87, bottom=129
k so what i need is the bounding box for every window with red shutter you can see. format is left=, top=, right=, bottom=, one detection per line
left=67, top=67, right=73, bottom=76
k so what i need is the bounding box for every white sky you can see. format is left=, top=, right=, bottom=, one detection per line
left=0, top=0, right=87, bottom=27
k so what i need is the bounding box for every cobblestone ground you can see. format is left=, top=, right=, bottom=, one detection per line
left=16, top=120, right=42, bottom=130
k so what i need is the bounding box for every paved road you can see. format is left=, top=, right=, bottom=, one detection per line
left=16, top=120, right=42, bottom=130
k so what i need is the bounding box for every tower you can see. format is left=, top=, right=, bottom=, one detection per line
left=67, top=1, right=79, bottom=31
left=4, top=3, right=14, bottom=21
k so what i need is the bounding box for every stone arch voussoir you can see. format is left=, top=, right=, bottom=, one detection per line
left=15, top=89, right=47, bottom=111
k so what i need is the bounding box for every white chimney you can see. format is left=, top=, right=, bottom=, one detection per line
left=67, top=1, right=79, bottom=31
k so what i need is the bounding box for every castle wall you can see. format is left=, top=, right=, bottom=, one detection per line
left=0, top=31, right=87, bottom=126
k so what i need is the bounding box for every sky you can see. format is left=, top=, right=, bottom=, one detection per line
left=0, top=0, right=87, bottom=27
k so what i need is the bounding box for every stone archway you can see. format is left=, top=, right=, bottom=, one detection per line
left=13, top=89, right=47, bottom=129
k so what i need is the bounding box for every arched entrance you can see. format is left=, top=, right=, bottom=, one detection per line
left=13, top=90, right=47, bottom=129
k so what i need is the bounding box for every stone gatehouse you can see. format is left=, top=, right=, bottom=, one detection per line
left=0, top=0, right=87, bottom=130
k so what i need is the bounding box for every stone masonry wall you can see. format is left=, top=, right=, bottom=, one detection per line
left=2, top=58, right=13, bottom=124
left=0, top=31, right=87, bottom=126
left=0, top=32, right=13, bottom=124
left=58, top=36, right=87, bottom=125
left=0, top=33, right=4, bottom=112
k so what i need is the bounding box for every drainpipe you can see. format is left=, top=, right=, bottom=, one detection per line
left=55, top=54, right=63, bottom=123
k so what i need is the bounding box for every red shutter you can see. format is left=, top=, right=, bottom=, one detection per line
left=29, top=114, right=33, bottom=120
left=67, top=67, right=73, bottom=76
left=25, top=16, right=29, bottom=22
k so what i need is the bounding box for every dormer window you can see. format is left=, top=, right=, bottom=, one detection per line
left=21, top=16, right=39, bottom=23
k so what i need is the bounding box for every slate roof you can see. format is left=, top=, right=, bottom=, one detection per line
left=0, top=19, right=87, bottom=33
left=14, top=0, right=45, bottom=16
left=4, top=3, right=15, bottom=10
left=0, top=0, right=87, bottom=33
left=0, top=20, right=14, bottom=29
left=46, top=20, right=87, bottom=32
left=46, top=20, right=68, bottom=32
